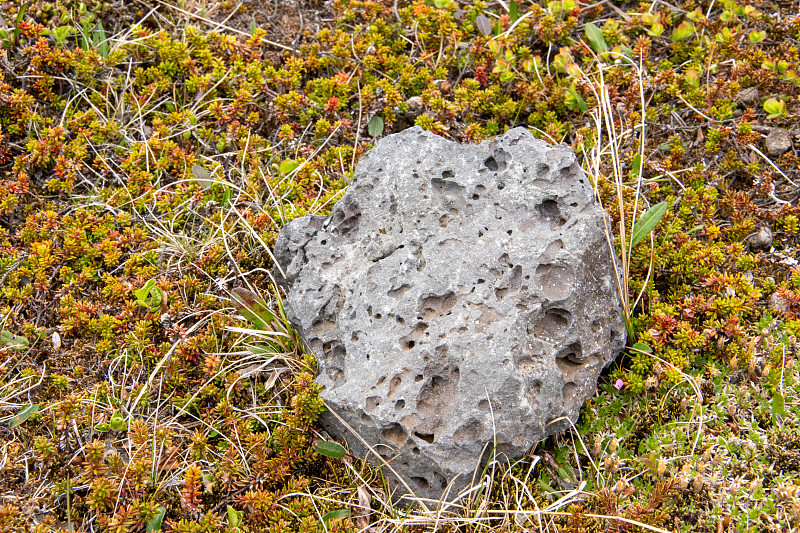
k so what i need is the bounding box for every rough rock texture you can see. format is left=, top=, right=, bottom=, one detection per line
left=274, top=126, right=626, bottom=501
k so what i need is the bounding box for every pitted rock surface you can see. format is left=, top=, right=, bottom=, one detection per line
left=274, top=126, right=626, bottom=501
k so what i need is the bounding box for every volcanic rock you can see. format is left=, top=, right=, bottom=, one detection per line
left=274, top=126, right=626, bottom=502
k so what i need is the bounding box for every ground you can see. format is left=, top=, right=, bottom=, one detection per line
left=0, top=0, right=799, bottom=532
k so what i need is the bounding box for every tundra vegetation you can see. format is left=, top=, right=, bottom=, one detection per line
left=0, top=0, right=798, bottom=532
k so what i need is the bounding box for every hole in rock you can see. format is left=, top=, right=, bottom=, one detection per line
left=478, top=400, right=489, bottom=411
left=412, top=447, right=421, bottom=455
left=411, top=477, right=430, bottom=490
left=453, top=419, right=484, bottom=445
left=415, top=374, right=424, bottom=382
left=563, top=382, right=578, bottom=402
left=507, top=230, right=512, bottom=235
left=388, top=284, right=411, bottom=298
left=534, top=264, right=575, bottom=301
left=366, top=396, right=381, bottom=412
left=395, top=400, right=405, bottom=410
left=442, top=170, right=455, bottom=179
left=330, top=201, right=361, bottom=239
left=537, top=163, right=550, bottom=177
left=497, top=182, right=506, bottom=190
left=320, top=239, right=327, bottom=245
left=472, top=194, right=480, bottom=200
left=376, top=376, right=386, bottom=386
left=382, top=423, right=408, bottom=447
left=534, top=308, right=571, bottom=339
left=486, top=149, right=510, bottom=171
left=515, top=356, right=536, bottom=373
left=419, top=292, right=457, bottom=319
left=557, top=342, right=583, bottom=362
left=375, top=314, right=382, bottom=320
left=414, top=431, right=435, bottom=444
left=388, top=375, right=402, bottom=397
left=570, top=202, right=578, bottom=207
left=538, top=199, right=565, bottom=225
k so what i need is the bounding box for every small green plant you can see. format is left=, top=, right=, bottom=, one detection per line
left=763, top=97, right=787, bottom=119
left=134, top=279, right=164, bottom=313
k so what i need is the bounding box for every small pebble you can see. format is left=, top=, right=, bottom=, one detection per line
left=735, top=87, right=759, bottom=107
left=749, top=226, right=773, bottom=251
left=765, top=128, right=792, bottom=156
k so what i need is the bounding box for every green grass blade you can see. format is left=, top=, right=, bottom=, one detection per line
left=9, top=404, right=39, bottom=427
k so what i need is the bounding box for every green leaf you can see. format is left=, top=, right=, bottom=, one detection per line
left=629, top=153, right=642, bottom=178
left=135, top=279, right=156, bottom=302
left=9, top=404, right=39, bottom=427
left=475, top=15, right=492, bottom=36
left=95, top=422, right=111, bottom=432
left=314, top=440, right=346, bottom=459
left=763, top=97, right=786, bottom=119
left=564, top=86, right=588, bottom=113
left=672, top=21, right=695, bottom=41
left=630, top=202, right=668, bottom=248
left=0, top=330, right=29, bottom=351
left=749, top=30, right=766, bottom=43
left=648, top=22, right=664, bottom=37
left=321, top=509, right=350, bottom=527
left=134, top=279, right=163, bottom=312
left=632, top=342, right=653, bottom=354
left=230, top=287, right=276, bottom=331
left=227, top=505, right=242, bottom=528
left=279, top=159, right=300, bottom=175
left=509, top=0, right=520, bottom=23
left=146, top=507, right=166, bottom=533
left=191, top=164, right=214, bottom=190
left=110, top=412, right=128, bottom=431
left=684, top=68, right=700, bottom=89
left=499, top=70, right=515, bottom=82
left=584, top=22, right=607, bottom=53
left=367, top=115, right=384, bottom=137
left=773, top=391, right=786, bottom=421
left=94, top=21, right=108, bottom=58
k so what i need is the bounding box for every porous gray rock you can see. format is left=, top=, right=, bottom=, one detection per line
left=274, top=126, right=626, bottom=502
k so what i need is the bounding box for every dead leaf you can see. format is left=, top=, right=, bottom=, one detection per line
left=353, top=485, right=372, bottom=531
